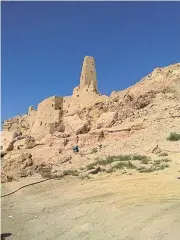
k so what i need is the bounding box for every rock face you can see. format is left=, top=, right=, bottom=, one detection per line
left=96, top=112, right=118, bottom=129
left=1, top=57, right=180, bottom=182
left=63, top=114, right=91, bottom=135
left=1, top=152, right=34, bottom=182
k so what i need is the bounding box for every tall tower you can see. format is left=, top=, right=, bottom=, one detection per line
left=79, top=56, right=98, bottom=93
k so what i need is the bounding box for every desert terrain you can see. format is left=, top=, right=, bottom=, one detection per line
left=1, top=58, right=180, bottom=239
left=1, top=157, right=180, bottom=240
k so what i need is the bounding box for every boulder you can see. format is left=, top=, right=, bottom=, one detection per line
left=13, top=136, right=36, bottom=150
left=63, top=114, right=91, bottom=135
left=48, top=121, right=65, bottom=134
left=96, top=112, right=118, bottom=129
left=2, top=152, right=34, bottom=182
left=1, top=131, right=14, bottom=151
left=24, top=136, right=36, bottom=149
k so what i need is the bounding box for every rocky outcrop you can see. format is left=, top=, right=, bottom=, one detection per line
left=2, top=152, right=34, bottom=182
left=96, top=112, right=118, bottom=129
left=63, top=114, right=91, bottom=135
left=13, top=136, right=36, bottom=150
left=1, top=58, right=180, bottom=182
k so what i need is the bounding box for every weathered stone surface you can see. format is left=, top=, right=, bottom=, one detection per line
left=61, top=155, right=72, bottom=163
left=96, top=112, right=118, bottom=129
left=79, top=56, right=98, bottom=93
left=13, top=136, right=36, bottom=149
left=63, top=114, right=91, bottom=135
left=2, top=152, right=34, bottom=182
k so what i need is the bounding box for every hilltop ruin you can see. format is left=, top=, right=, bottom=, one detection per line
left=1, top=57, right=180, bottom=182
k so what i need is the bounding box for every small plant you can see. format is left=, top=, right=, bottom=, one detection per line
left=154, top=164, right=169, bottom=171
left=138, top=160, right=170, bottom=173
left=158, top=152, right=168, bottom=157
left=97, top=156, right=116, bottom=165
left=91, top=148, right=98, bottom=154
left=153, top=159, right=170, bottom=165
left=79, top=167, right=85, bottom=170
left=132, top=155, right=149, bottom=161
left=113, top=162, right=127, bottom=170
left=79, top=174, right=91, bottom=180
left=115, top=155, right=131, bottom=161
left=63, top=169, right=79, bottom=176
left=126, top=161, right=137, bottom=169
left=86, top=162, right=97, bottom=170
left=167, top=132, right=180, bottom=141
left=160, top=159, right=171, bottom=163
left=141, top=158, right=150, bottom=164
left=106, top=168, right=114, bottom=173
left=112, top=161, right=137, bottom=170
left=138, top=166, right=154, bottom=173
left=153, top=160, right=161, bottom=165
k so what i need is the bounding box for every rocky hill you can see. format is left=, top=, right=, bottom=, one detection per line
left=1, top=57, right=180, bottom=182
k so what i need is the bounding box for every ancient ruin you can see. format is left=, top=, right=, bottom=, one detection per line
left=79, top=56, right=98, bottom=93
left=1, top=57, right=180, bottom=182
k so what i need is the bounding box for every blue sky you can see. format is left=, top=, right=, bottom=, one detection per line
left=2, top=1, right=180, bottom=121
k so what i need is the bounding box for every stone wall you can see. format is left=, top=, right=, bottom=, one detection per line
left=30, top=96, right=64, bottom=139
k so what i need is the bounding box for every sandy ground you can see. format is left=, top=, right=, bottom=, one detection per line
left=1, top=162, right=180, bottom=240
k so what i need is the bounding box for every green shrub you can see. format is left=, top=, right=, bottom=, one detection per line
left=79, top=174, right=91, bottom=180
left=138, top=166, right=154, bottom=173
left=160, top=159, right=171, bottom=163
left=86, top=155, right=132, bottom=169
left=86, top=162, right=97, bottom=170
left=141, top=159, right=150, bottom=164
left=167, top=132, right=180, bottom=141
left=115, top=155, right=131, bottom=161
left=158, top=152, right=168, bottom=157
left=126, top=161, right=137, bottom=169
left=138, top=161, right=170, bottom=173
left=97, top=156, right=116, bottom=165
left=153, top=160, right=161, bottom=165
left=85, top=154, right=154, bottom=173
left=132, top=155, right=149, bottom=161
left=112, top=161, right=137, bottom=170
left=154, top=164, right=169, bottom=171
left=63, top=170, right=79, bottom=176
left=106, top=168, right=114, bottom=173
left=112, top=162, right=127, bottom=170
left=153, top=159, right=170, bottom=165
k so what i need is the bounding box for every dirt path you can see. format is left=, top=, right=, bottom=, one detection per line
left=1, top=170, right=180, bottom=240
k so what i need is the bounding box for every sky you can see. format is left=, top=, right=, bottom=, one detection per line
left=1, top=1, right=180, bottom=122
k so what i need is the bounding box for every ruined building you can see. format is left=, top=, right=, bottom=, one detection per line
left=3, top=56, right=108, bottom=141
left=2, top=56, right=180, bottom=145
left=1, top=57, right=180, bottom=182
left=79, top=56, right=98, bottom=92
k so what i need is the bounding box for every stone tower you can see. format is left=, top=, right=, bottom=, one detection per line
left=79, top=56, right=98, bottom=93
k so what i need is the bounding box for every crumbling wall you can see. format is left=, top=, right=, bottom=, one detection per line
left=30, top=96, right=64, bottom=139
